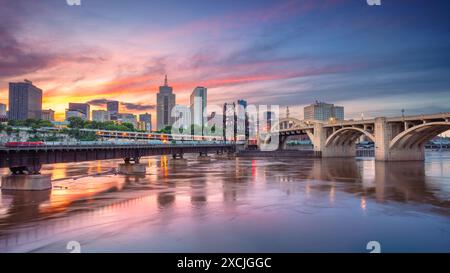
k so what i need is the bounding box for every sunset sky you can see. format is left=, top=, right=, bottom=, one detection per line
left=1, top=0, right=450, bottom=124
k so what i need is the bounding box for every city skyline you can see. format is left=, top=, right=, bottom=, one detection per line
left=1, top=0, right=450, bottom=122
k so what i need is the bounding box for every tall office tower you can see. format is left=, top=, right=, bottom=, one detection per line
left=8, top=80, right=43, bottom=120
left=107, top=101, right=119, bottom=115
left=41, top=109, right=55, bottom=121
left=190, top=86, right=207, bottom=134
left=68, top=103, right=90, bottom=120
left=139, top=113, right=152, bottom=132
left=156, top=75, right=176, bottom=130
left=92, top=110, right=110, bottom=122
left=303, top=101, right=345, bottom=121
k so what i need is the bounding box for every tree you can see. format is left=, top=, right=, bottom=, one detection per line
left=67, top=117, right=86, bottom=129
left=160, top=126, right=172, bottom=134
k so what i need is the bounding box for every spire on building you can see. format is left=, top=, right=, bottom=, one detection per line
left=286, top=106, right=290, bottom=118
left=164, top=74, right=168, bottom=86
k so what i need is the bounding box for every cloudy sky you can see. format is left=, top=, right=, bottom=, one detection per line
left=1, top=0, right=449, bottom=123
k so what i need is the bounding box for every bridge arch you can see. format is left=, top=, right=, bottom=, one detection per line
left=325, top=127, right=375, bottom=147
left=389, top=121, right=450, bottom=149
left=272, top=117, right=312, bottom=131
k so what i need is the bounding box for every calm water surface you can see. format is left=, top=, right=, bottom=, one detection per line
left=1, top=152, right=450, bottom=252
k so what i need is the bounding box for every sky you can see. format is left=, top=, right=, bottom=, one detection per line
left=1, top=0, right=450, bottom=125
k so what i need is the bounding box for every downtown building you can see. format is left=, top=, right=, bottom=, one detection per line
left=190, top=86, right=207, bottom=135
left=156, top=75, right=176, bottom=130
left=65, top=109, right=86, bottom=120
left=107, top=101, right=119, bottom=120
left=0, top=103, right=7, bottom=122
left=8, top=80, right=42, bottom=121
left=304, top=101, right=344, bottom=121
left=41, top=109, right=55, bottom=121
left=116, top=113, right=137, bottom=128
left=92, top=110, right=110, bottom=122
left=139, top=113, right=152, bottom=132
left=68, top=103, right=91, bottom=120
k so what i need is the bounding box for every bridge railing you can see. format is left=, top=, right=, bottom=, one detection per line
left=0, top=141, right=243, bottom=150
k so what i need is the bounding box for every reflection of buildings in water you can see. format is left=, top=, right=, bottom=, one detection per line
left=47, top=163, right=68, bottom=180
left=0, top=194, right=155, bottom=252
left=157, top=191, right=175, bottom=209
left=222, top=158, right=253, bottom=203
left=374, top=161, right=429, bottom=203
left=0, top=190, right=51, bottom=228
left=305, top=159, right=450, bottom=214
left=190, top=172, right=207, bottom=208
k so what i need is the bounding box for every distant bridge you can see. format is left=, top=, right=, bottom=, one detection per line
left=272, top=112, right=450, bottom=161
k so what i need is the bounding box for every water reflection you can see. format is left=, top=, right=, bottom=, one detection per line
left=0, top=152, right=450, bottom=252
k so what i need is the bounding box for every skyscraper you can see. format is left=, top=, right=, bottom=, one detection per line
left=190, top=86, right=207, bottom=134
left=304, top=101, right=344, bottom=121
left=9, top=80, right=42, bottom=120
left=8, top=80, right=43, bottom=121
left=156, top=75, right=176, bottom=130
left=68, top=103, right=90, bottom=120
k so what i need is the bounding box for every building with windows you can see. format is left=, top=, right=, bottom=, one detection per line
left=8, top=80, right=42, bottom=120
left=0, top=103, right=7, bottom=122
left=92, top=110, right=110, bottom=122
left=65, top=109, right=86, bottom=120
left=139, top=113, right=152, bottom=132
left=156, top=75, right=176, bottom=130
left=304, top=101, right=344, bottom=121
left=107, top=101, right=119, bottom=116
left=116, top=113, right=137, bottom=128
left=190, top=86, right=207, bottom=134
left=41, top=109, right=55, bottom=121
left=68, top=103, right=90, bottom=120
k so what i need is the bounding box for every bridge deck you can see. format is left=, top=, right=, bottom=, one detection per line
left=0, top=143, right=236, bottom=170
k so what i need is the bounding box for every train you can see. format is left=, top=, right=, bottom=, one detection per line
left=4, top=141, right=45, bottom=147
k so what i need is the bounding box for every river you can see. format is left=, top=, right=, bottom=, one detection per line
left=1, top=151, right=449, bottom=252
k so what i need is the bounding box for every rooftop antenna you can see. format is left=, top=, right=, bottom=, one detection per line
left=164, top=74, right=168, bottom=86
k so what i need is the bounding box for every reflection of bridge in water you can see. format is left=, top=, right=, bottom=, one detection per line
left=1, top=157, right=449, bottom=252
left=274, top=112, right=450, bottom=161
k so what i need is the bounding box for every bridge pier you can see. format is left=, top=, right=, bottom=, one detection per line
left=374, top=117, right=425, bottom=161
left=1, top=161, right=52, bottom=191
left=198, top=151, right=211, bottom=161
left=118, top=157, right=146, bottom=175
left=172, top=153, right=184, bottom=159
left=1, top=174, right=52, bottom=191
